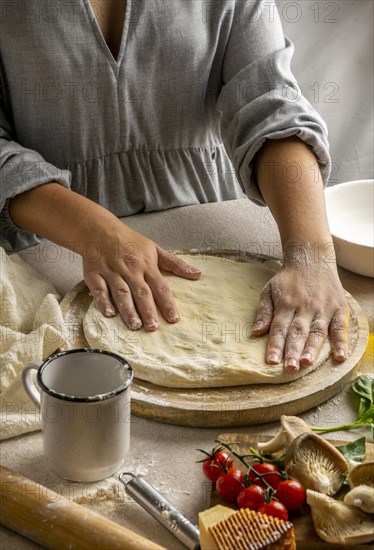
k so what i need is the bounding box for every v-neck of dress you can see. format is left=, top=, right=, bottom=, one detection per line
left=81, top=0, right=131, bottom=76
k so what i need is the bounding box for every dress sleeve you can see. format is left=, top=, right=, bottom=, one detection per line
left=0, top=75, right=71, bottom=252
left=216, top=0, right=332, bottom=206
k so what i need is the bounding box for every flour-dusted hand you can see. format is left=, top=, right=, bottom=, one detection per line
left=251, top=134, right=350, bottom=373
left=252, top=249, right=350, bottom=372
left=9, top=183, right=201, bottom=332
left=83, top=221, right=201, bottom=331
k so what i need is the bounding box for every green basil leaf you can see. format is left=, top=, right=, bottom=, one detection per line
left=358, top=396, right=370, bottom=417
left=352, top=375, right=374, bottom=405
left=336, top=437, right=366, bottom=462
left=359, top=404, right=374, bottom=423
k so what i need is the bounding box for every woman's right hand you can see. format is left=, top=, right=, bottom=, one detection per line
left=82, top=219, right=202, bottom=331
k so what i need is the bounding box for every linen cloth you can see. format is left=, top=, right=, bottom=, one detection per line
left=0, top=0, right=331, bottom=252
left=0, top=248, right=67, bottom=439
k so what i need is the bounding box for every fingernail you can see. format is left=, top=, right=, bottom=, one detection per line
left=335, top=348, right=346, bottom=360
left=188, top=267, right=201, bottom=276
left=128, top=317, right=142, bottom=330
left=286, top=358, right=299, bottom=371
left=167, top=309, right=180, bottom=322
left=301, top=351, right=312, bottom=363
left=105, top=308, right=116, bottom=317
left=146, top=318, right=158, bottom=331
left=268, top=353, right=280, bottom=363
left=253, top=321, right=264, bottom=331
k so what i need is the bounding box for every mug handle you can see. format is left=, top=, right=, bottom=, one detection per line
left=21, top=361, right=43, bottom=409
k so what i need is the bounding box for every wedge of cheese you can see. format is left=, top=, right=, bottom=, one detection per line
left=199, top=505, right=236, bottom=550
left=199, top=505, right=295, bottom=550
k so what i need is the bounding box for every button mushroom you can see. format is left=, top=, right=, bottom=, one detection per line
left=348, top=461, right=374, bottom=489
left=344, top=485, right=374, bottom=514
left=257, top=416, right=314, bottom=455
left=307, top=489, right=374, bottom=544
left=284, top=433, right=348, bottom=496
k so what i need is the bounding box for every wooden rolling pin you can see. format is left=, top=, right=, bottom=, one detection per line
left=0, top=465, right=166, bottom=550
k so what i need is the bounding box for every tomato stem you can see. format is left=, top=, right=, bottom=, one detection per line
left=215, top=440, right=251, bottom=469
left=215, top=440, right=283, bottom=491
left=248, top=447, right=285, bottom=468
left=196, top=446, right=227, bottom=463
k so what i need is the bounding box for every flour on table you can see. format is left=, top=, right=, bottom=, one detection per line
left=83, top=255, right=331, bottom=388
left=73, top=481, right=133, bottom=513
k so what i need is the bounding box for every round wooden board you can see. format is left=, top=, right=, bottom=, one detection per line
left=59, top=251, right=369, bottom=427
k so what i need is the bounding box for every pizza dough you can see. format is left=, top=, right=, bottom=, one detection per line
left=83, top=254, right=331, bottom=388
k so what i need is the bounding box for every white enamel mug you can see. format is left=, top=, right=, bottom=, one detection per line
left=22, top=348, right=133, bottom=482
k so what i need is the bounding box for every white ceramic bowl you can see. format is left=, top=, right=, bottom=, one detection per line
left=325, top=180, right=374, bottom=278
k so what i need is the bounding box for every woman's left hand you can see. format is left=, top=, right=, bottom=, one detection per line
left=252, top=255, right=350, bottom=372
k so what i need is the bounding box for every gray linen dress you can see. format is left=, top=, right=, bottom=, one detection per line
left=0, top=0, right=331, bottom=252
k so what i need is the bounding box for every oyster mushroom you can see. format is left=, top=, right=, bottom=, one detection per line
left=307, top=489, right=374, bottom=544
left=284, top=433, right=348, bottom=496
left=344, top=485, right=374, bottom=514
left=257, top=416, right=314, bottom=454
left=349, top=461, right=374, bottom=489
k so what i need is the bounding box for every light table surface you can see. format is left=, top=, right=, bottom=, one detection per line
left=1, top=200, right=373, bottom=549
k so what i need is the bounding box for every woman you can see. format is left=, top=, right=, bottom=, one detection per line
left=0, top=0, right=349, bottom=372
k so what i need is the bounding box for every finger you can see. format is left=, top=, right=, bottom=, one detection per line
left=85, top=273, right=116, bottom=317
left=329, top=307, right=350, bottom=361
left=299, top=315, right=329, bottom=366
left=145, top=272, right=180, bottom=323
left=126, top=276, right=159, bottom=331
left=157, top=247, right=202, bottom=280
left=283, top=313, right=314, bottom=372
left=266, top=310, right=295, bottom=365
left=106, top=275, right=142, bottom=330
left=252, top=283, right=273, bottom=335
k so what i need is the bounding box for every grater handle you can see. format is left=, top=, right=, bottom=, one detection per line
left=119, top=473, right=200, bottom=550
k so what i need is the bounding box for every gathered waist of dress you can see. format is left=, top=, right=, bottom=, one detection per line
left=61, top=144, right=246, bottom=217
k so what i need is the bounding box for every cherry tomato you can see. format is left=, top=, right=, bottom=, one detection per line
left=276, top=479, right=305, bottom=511
left=249, top=463, right=282, bottom=489
left=237, top=485, right=265, bottom=510
left=216, top=468, right=244, bottom=502
left=258, top=500, right=289, bottom=521
left=202, top=451, right=233, bottom=482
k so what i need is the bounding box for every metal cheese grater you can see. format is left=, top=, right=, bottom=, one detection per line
left=119, top=472, right=200, bottom=550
